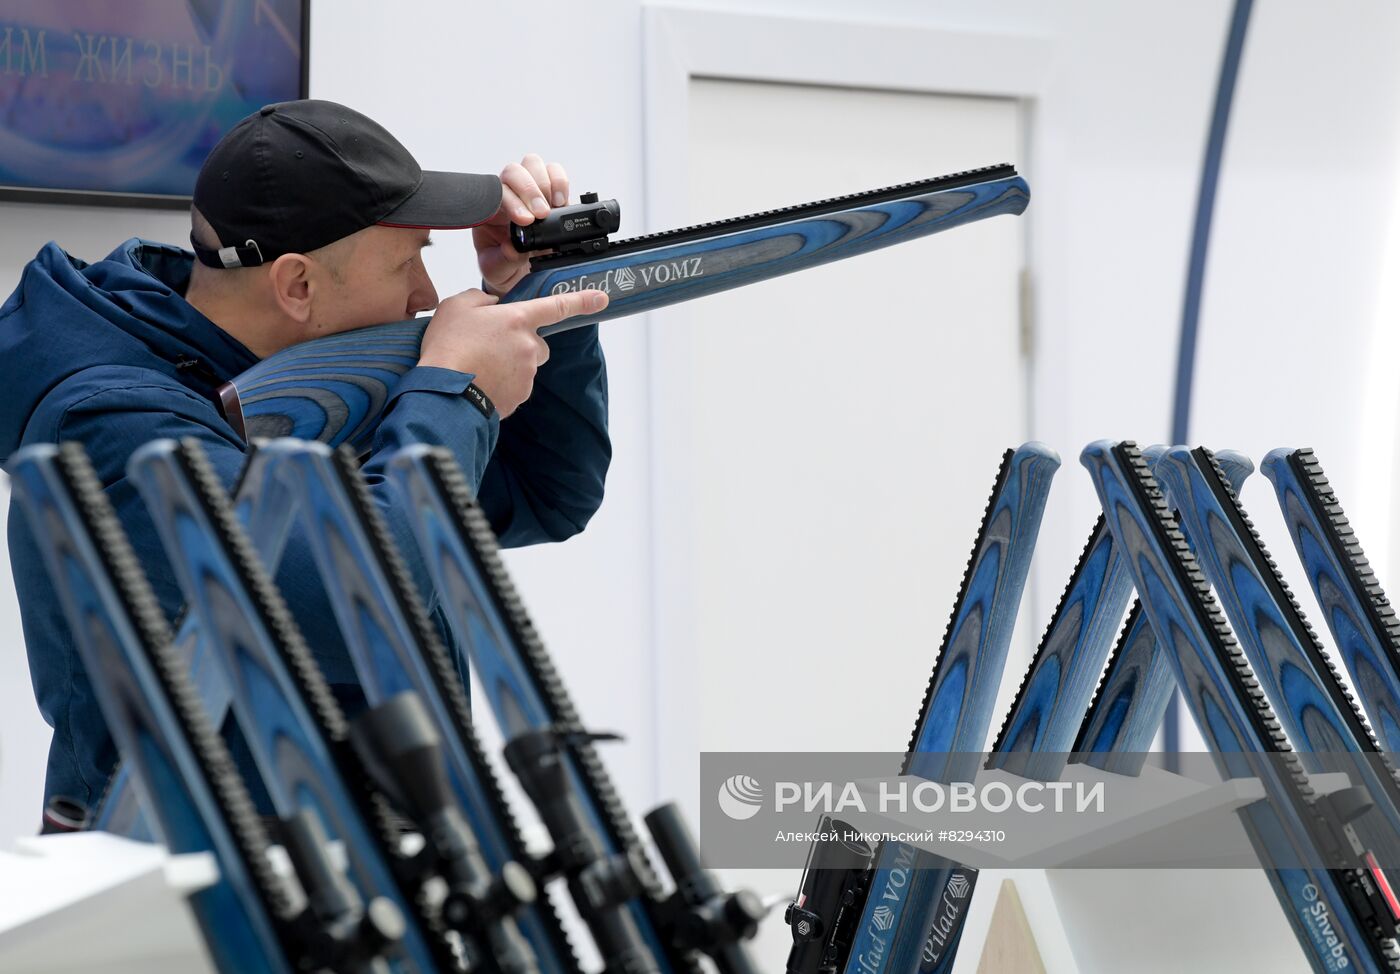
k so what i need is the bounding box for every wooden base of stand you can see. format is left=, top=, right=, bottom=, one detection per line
left=976, top=879, right=1048, bottom=974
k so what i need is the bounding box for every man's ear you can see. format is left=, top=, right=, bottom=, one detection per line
left=267, top=253, right=316, bottom=323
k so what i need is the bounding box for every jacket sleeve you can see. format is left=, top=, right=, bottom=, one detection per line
left=366, top=321, right=610, bottom=547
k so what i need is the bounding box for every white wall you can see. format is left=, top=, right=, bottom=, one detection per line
left=3, top=3, right=1400, bottom=961
left=300, top=0, right=1400, bottom=789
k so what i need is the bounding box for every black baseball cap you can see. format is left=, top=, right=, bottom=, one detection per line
left=191, top=99, right=502, bottom=269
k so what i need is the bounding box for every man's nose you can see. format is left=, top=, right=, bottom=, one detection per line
left=408, top=269, right=439, bottom=315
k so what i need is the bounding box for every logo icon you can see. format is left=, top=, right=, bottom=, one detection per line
left=615, top=266, right=637, bottom=292
left=872, top=905, right=895, bottom=931
left=717, top=774, right=764, bottom=821
left=947, top=874, right=971, bottom=899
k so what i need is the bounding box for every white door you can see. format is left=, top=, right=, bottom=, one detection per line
left=649, top=78, right=1032, bottom=968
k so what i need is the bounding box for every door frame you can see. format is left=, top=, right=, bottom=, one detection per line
left=639, top=10, right=1060, bottom=965
left=639, top=0, right=1055, bottom=834
left=641, top=4, right=1055, bottom=790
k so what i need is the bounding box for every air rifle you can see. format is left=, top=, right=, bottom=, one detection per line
left=128, top=437, right=558, bottom=972
left=97, top=432, right=733, bottom=972
left=1154, top=447, right=1400, bottom=879
left=874, top=446, right=1205, bottom=970
left=907, top=447, right=1259, bottom=973
left=1084, top=440, right=1400, bottom=973
left=851, top=441, right=1400, bottom=972
left=239, top=439, right=582, bottom=974
left=217, top=165, right=1029, bottom=452
left=920, top=442, right=1400, bottom=974
left=387, top=444, right=771, bottom=974
left=82, top=432, right=765, bottom=972
left=8, top=444, right=405, bottom=974
left=780, top=443, right=1059, bottom=974
left=908, top=503, right=1138, bottom=972
left=90, top=467, right=580, bottom=970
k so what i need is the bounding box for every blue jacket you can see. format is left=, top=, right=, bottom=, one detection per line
left=0, top=238, right=610, bottom=814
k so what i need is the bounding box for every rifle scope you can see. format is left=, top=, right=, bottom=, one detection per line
left=643, top=802, right=766, bottom=974
left=511, top=192, right=620, bottom=256
left=350, top=692, right=541, bottom=974
left=504, top=727, right=662, bottom=974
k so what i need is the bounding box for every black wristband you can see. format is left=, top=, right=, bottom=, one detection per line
left=464, top=382, right=495, bottom=419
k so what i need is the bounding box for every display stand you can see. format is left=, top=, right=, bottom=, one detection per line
left=0, top=767, right=1345, bottom=972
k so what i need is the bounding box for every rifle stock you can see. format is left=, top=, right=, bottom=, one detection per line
left=221, top=165, right=1028, bottom=453
left=9, top=445, right=300, bottom=974
left=1085, top=440, right=1400, bottom=974
left=1261, top=449, right=1400, bottom=754
left=1071, top=446, right=1253, bottom=771
left=787, top=443, right=1057, bottom=974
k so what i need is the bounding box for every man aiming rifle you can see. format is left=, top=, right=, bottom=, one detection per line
left=0, top=98, right=611, bottom=826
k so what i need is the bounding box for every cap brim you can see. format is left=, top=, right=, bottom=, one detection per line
left=378, top=170, right=502, bottom=229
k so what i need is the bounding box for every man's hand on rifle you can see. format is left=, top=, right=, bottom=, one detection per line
left=475, top=153, right=569, bottom=297
left=419, top=286, right=608, bottom=419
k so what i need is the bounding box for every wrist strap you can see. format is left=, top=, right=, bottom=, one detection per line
left=464, top=382, right=495, bottom=419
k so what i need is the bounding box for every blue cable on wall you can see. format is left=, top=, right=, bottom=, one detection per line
left=1165, top=0, right=1254, bottom=764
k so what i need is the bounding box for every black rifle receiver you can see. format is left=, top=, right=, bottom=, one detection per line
left=785, top=817, right=875, bottom=974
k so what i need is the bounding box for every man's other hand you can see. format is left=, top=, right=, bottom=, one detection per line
left=475, top=153, right=569, bottom=297
left=418, top=287, right=609, bottom=418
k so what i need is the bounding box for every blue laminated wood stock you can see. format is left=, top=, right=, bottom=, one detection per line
left=230, top=440, right=575, bottom=973
left=915, top=448, right=1253, bottom=973
left=907, top=488, right=1138, bottom=971
left=40, top=416, right=1400, bottom=972
left=9, top=443, right=417, bottom=974
left=1262, top=449, right=1400, bottom=756
left=889, top=447, right=1253, bottom=973
left=1068, top=444, right=1176, bottom=770
left=239, top=440, right=580, bottom=974
left=1084, top=440, right=1400, bottom=974
left=1072, top=447, right=1253, bottom=771
left=988, top=514, right=1133, bottom=779
left=779, top=444, right=1058, bottom=974
left=387, top=445, right=765, bottom=974
left=9, top=445, right=301, bottom=974
left=93, top=450, right=303, bottom=840
left=81, top=435, right=764, bottom=973
left=1154, top=447, right=1400, bottom=885
left=876, top=501, right=1132, bottom=974
left=218, top=165, right=1029, bottom=452
left=127, top=439, right=463, bottom=973
left=875, top=444, right=1057, bottom=974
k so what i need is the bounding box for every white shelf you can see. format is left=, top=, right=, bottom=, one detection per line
left=936, top=766, right=1349, bottom=973
left=0, top=832, right=216, bottom=973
